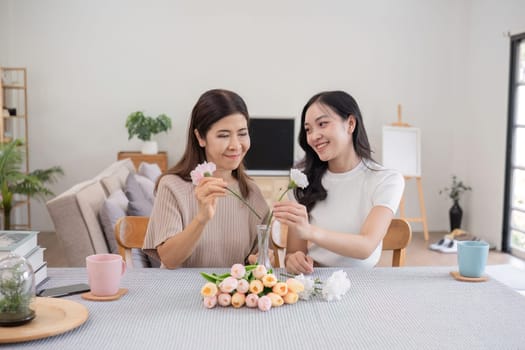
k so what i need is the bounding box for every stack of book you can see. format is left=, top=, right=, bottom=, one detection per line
left=0, top=230, right=48, bottom=287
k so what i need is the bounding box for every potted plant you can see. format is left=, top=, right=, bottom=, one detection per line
left=0, top=139, right=64, bottom=230
left=0, top=254, right=35, bottom=326
left=439, top=175, right=472, bottom=231
left=125, top=111, right=172, bottom=154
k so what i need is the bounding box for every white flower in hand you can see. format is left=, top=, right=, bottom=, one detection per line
left=190, top=161, right=216, bottom=185
left=191, top=161, right=262, bottom=219
left=322, top=270, right=351, bottom=301
left=289, top=168, right=308, bottom=189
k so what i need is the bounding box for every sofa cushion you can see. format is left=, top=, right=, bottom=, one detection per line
left=135, top=174, right=155, bottom=204
left=138, top=162, right=162, bottom=183
left=99, top=190, right=128, bottom=254
left=76, top=182, right=110, bottom=255
left=100, top=165, right=134, bottom=196
left=125, top=173, right=153, bottom=216
left=96, top=158, right=135, bottom=180
left=123, top=173, right=159, bottom=267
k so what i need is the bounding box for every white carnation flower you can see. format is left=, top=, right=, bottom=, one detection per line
left=321, top=270, right=351, bottom=301
left=294, top=274, right=316, bottom=300
left=290, top=169, right=308, bottom=189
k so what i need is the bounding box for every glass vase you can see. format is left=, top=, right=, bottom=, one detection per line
left=0, top=254, right=36, bottom=326
left=256, top=224, right=273, bottom=270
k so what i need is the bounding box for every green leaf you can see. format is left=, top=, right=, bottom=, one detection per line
left=200, top=272, right=219, bottom=283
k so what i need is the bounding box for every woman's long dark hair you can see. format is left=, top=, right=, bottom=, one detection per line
left=295, top=91, right=373, bottom=212
left=159, top=89, right=252, bottom=198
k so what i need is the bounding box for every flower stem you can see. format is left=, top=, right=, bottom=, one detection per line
left=264, top=188, right=290, bottom=228
left=225, top=187, right=262, bottom=220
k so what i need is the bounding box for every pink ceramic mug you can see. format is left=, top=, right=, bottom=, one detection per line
left=86, top=254, right=126, bottom=296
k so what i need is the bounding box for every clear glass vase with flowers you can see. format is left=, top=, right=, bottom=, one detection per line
left=256, top=169, right=309, bottom=269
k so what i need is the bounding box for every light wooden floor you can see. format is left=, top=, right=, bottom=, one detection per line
left=39, top=230, right=525, bottom=269
left=378, top=231, right=525, bottom=269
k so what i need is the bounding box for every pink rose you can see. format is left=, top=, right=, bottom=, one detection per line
left=218, top=293, right=232, bottom=307
left=253, top=265, right=267, bottom=279
left=283, top=292, right=299, bottom=304
left=245, top=293, right=259, bottom=308
left=286, top=278, right=305, bottom=294
left=258, top=295, right=272, bottom=311
left=262, top=274, right=278, bottom=288
left=203, top=295, right=217, bottom=309
left=272, top=282, right=288, bottom=296
left=230, top=264, right=246, bottom=279
left=200, top=282, right=218, bottom=297
left=219, top=277, right=238, bottom=293
left=236, top=279, right=250, bottom=294
left=190, top=161, right=217, bottom=185
left=249, top=280, right=264, bottom=294
left=267, top=292, right=284, bottom=307
left=231, top=293, right=246, bottom=308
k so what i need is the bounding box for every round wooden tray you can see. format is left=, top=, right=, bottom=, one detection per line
left=0, top=297, right=89, bottom=344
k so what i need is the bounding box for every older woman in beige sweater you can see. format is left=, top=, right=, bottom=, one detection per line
left=143, top=89, right=269, bottom=269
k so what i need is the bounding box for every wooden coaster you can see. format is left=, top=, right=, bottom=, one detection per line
left=450, top=271, right=488, bottom=282
left=81, top=288, right=128, bottom=301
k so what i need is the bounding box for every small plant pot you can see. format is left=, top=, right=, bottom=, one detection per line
left=0, top=254, right=36, bottom=327
left=141, top=141, right=158, bottom=155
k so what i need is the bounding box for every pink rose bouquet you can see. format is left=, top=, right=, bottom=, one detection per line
left=200, top=264, right=351, bottom=312
left=200, top=264, right=304, bottom=312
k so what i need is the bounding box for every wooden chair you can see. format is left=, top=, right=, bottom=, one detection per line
left=114, top=216, right=149, bottom=268
left=382, top=218, right=412, bottom=267
left=271, top=221, right=288, bottom=268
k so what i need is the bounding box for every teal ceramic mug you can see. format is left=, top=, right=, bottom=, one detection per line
left=457, top=241, right=489, bottom=278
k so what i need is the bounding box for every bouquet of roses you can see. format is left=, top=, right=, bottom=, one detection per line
left=200, top=264, right=303, bottom=311
left=199, top=264, right=351, bottom=312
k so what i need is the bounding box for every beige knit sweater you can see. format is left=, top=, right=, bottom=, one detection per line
left=143, top=174, right=269, bottom=268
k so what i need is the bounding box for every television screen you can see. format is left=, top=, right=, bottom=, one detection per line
left=244, top=118, right=295, bottom=172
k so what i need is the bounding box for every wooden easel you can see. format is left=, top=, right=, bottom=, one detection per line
left=391, top=104, right=429, bottom=241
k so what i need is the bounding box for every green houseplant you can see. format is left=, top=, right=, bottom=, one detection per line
left=0, top=139, right=64, bottom=230
left=0, top=254, right=35, bottom=326
left=125, top=111, right=172, bottom=154
left=439, top=175, right=472, bottom=231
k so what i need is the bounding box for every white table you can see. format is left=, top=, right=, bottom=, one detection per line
left=6, top=267, right=525, bottom=349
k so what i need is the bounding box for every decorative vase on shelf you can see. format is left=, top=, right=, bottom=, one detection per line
left=449, top=200, right=463, bottom=232
left=0, top=254, right=36, bottom=327
left=141, top=140, right=158, bottom=155
left=256, top=224, right=273, bottom=270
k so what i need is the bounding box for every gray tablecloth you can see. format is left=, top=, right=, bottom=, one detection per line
left=5, top=267, right=525, bottom=349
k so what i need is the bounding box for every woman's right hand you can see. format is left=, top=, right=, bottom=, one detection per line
left=194, top=177, right=227, bottom=223
left=285, top=251, right=314, bottom=275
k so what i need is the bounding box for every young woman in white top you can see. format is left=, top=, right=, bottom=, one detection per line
left=143, top=89, right=269, bottom=269
left=273, top=91, right=404, bottom=274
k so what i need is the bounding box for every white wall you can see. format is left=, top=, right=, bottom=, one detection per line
left=0, top=0, right=523, bottom=249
